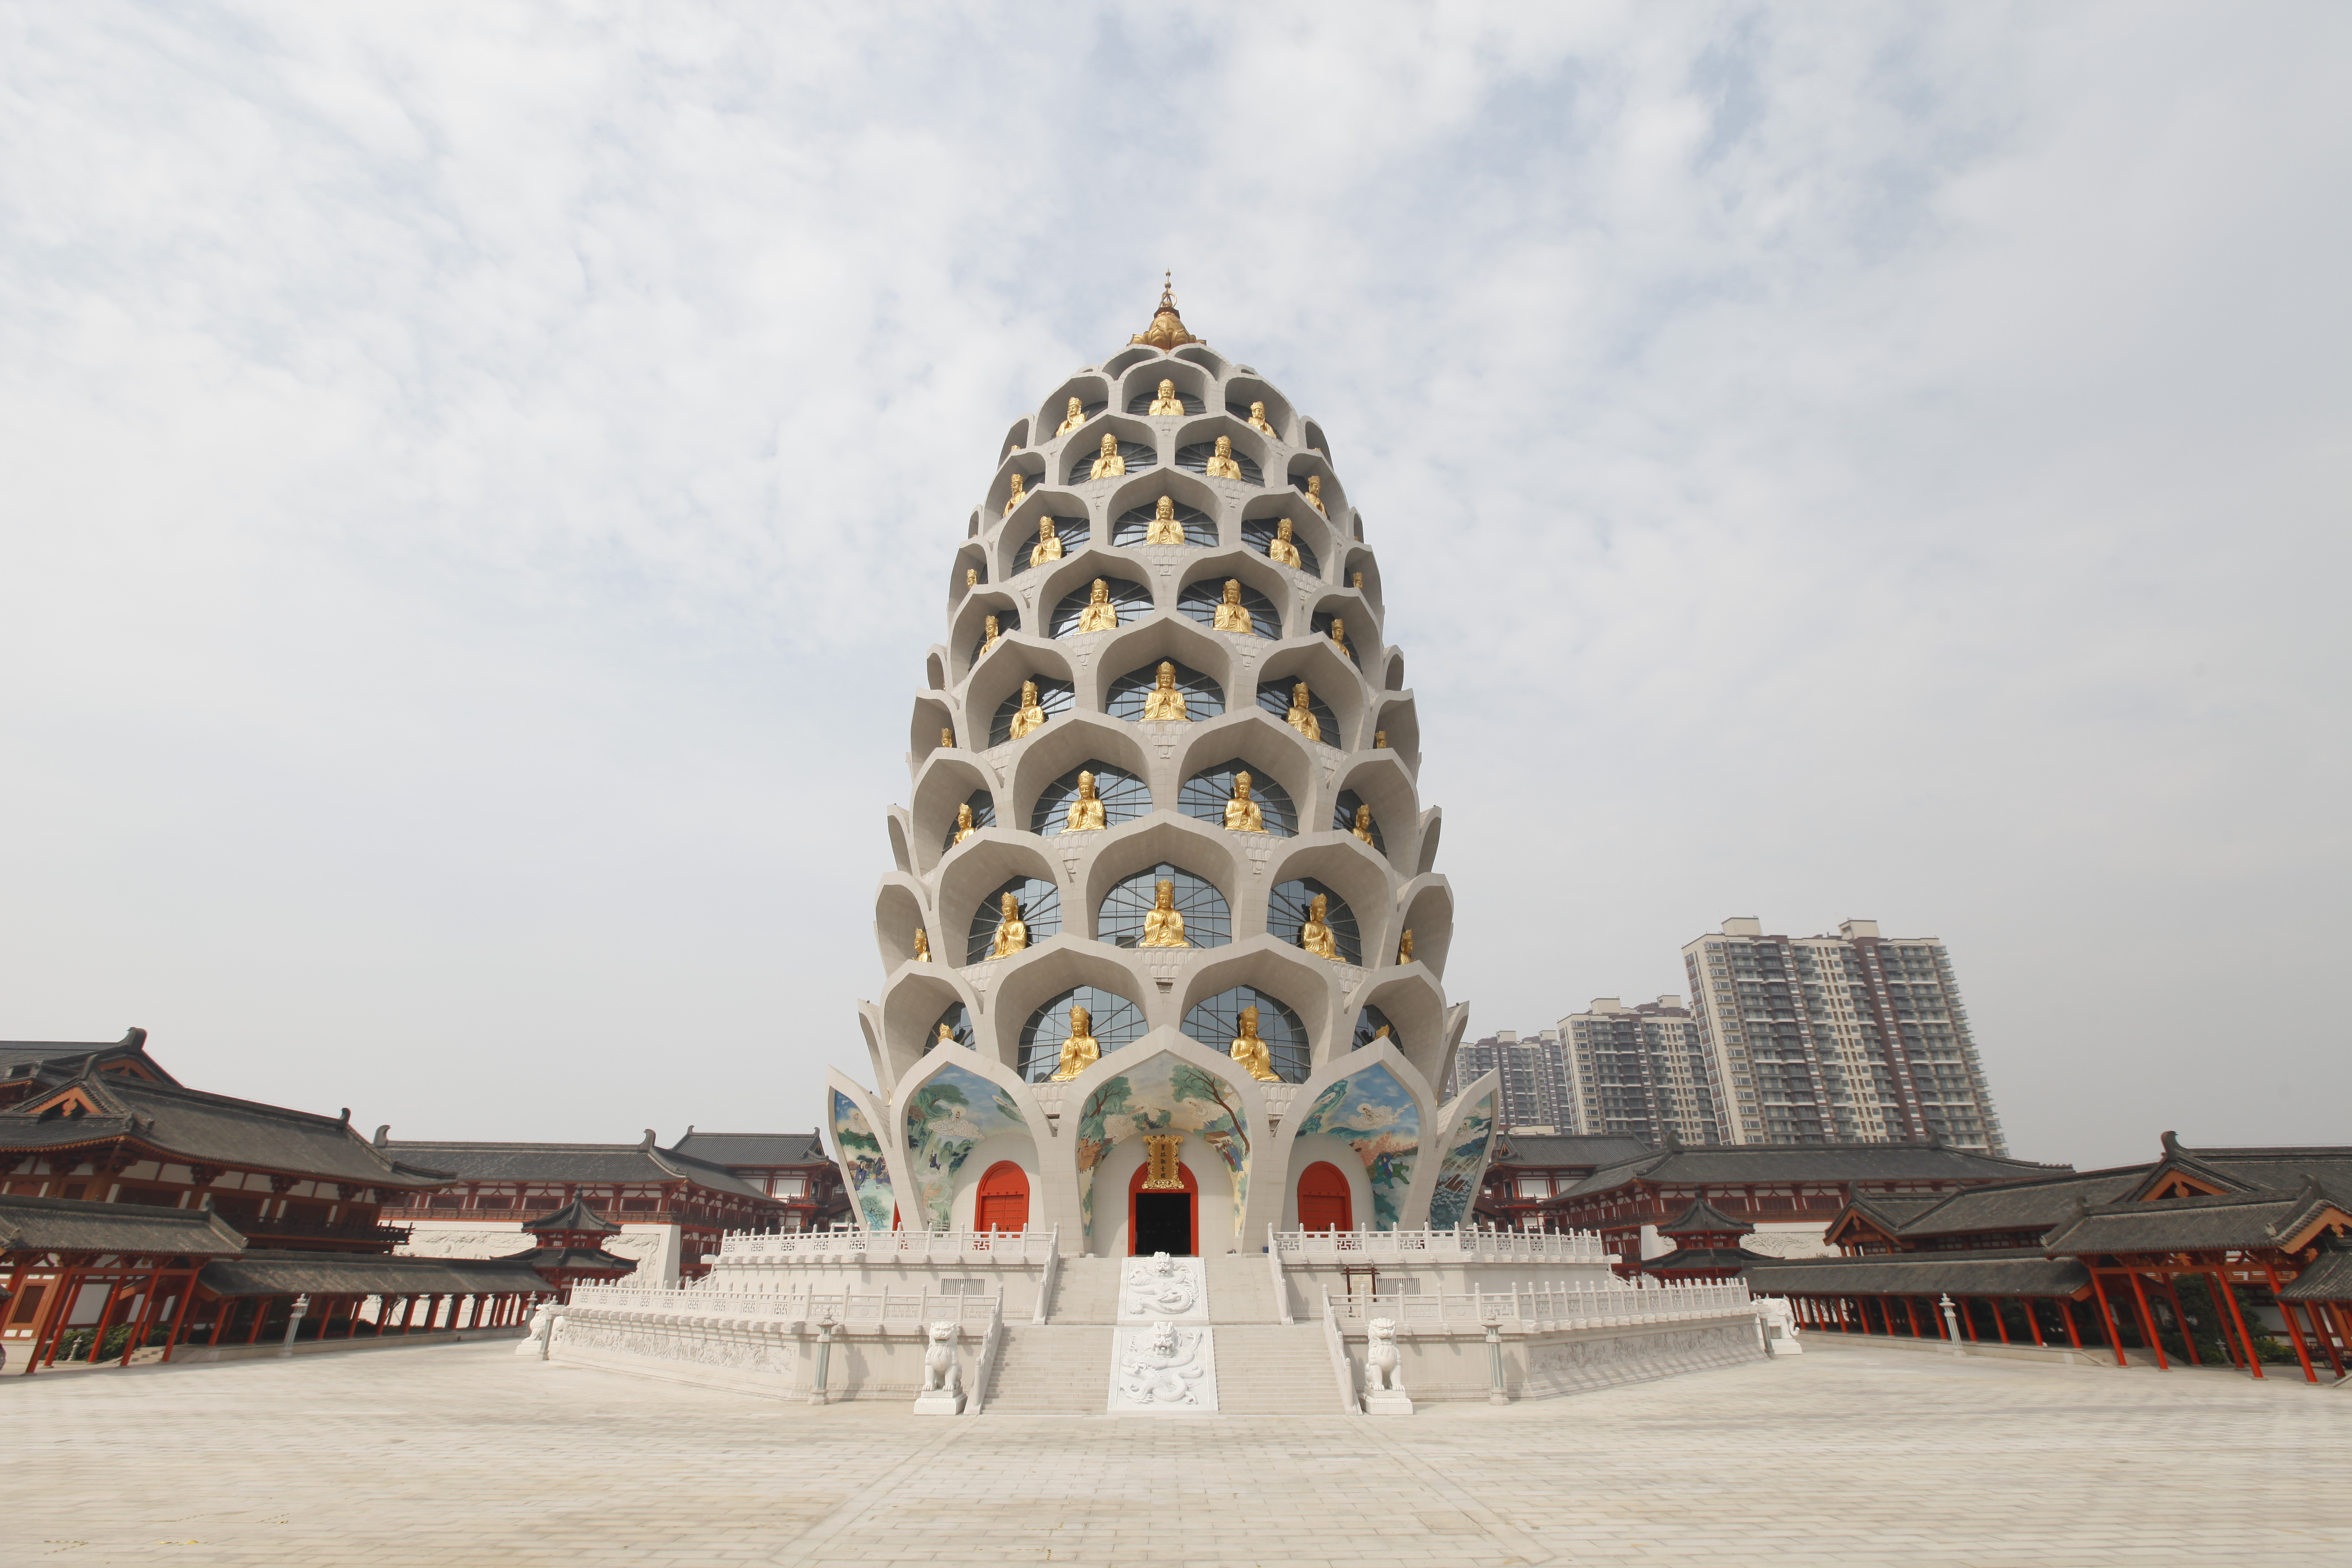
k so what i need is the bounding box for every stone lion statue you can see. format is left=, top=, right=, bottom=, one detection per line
left=921, top=1320, right=962, bottom=1395
left=1364, top=1316, right=1406, bottom=1394
left=513, top=1300, right=560, bottom=1359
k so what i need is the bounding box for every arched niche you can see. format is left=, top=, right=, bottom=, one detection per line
left=1329, top=787, right=1385, bottom=855
left=936, top=837, right=1060, bottom=959
left=1034, top=376, right=1110, bottom=444
left=1241, top=513, right=1321, bottom=579
left=1394, top=874, right=1455, bottom=980
left=1343, top=971, right=1452, bottom=1088
left=1110, top=489, right=1217, bottom=549
left=986, top=455, right=1047, bottom=520
left=1257, top=639, right=1364, bottom=738
left=980, top=671, right=1076, bottom=749
left=1000, top=506, right=1092, bottom=580
left=1174, top=941, right=1343, bottom=1060
left=1006, top=712, right=1153, bottom=828
left=1301, top=418, right=1332, bottom=461
left=1121, top=363, right=1210, bottom=416
left=1074, top=612, right=1235, bottom=715
left=1099, top=861, right=1232, bottom=952
left=1382, top=651, right=1405, bottom=692
left=1177, top=571, right=1282, bottom=642
left=1048, top=575, right=1153, bottom=639
left=1254, top=677, right=1344, bottom=752
left=1284, top=454, right=1346, bottom=525
left=1172, top=343, right=1228, bottom=375
left=927, top=1000, right=973, bottom=1053
left=1029, top=760, right=1150, bottom=837
left=880, top=973, right=983, bottom=1084
left=936, top=787, right=996, bottom=854
left=1079, top=814, right=1243, bottom=923
left=1000, top=418, right=1031, bottom=459
left=947, top=546, right=989, bottom=609
left=1221, top=378, right=1295, bottom=446
left=1371, top=693, right=1420, bottom=768
left=1181, top=985, right=1309, bottom=1083
left=1106, top=657, right=1224, bottom=722
left=1173, top=417, right=1269, bottom=485
left=1268, top=875, right=1360, bottom=965
left=1063, top=416, right=1158, bottom=485
left=1414, top=805, right=1443, bottom=877
left=1178, top=755, right=1299, bottom=839
left=910, top=695, right=956, bottom=761
left=1341, top=547, right=1381, bottom=611
left=1308, top=606, right=1366, bottom=669
left=1173, top=717, right=1317, bottom=823
left=1349, top=1002, right=1400, bottom=1054
left=1241, top=491, right=1341, bottom=581
left=1330, top=754, right=1421, bottom=869
left=967, top=872, right=1063, bottom=965
left=926, top=649, right=947, bottom=691
left=1014, top=983, right=1150, bottom=1083
left=1100, top=345, right=1161, bottom=379
left=1264, top=838, right=1397, bottom=962
left=949, top=592, right=1023, bottom=676
left=874, top=876, right=931, bottom=975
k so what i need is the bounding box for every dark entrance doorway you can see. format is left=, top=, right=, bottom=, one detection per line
left=1133, top=1192, right=1194, bottom=1256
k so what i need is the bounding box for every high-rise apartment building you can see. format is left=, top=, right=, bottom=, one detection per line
left=1444, top=1029, right=1568, bottom=1133
left=1681, top=918, right=2006, bottom=1153
left=1558, top=997, right=1724, bottom=1146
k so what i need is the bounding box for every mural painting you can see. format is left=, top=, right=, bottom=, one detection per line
left=903, top=1063, right=1031, bottom=1230
left=1428, top=1089, right=1497, bottom=1231
left=1074, top=1053, right=1251, bottom=1246
left=1293, top=1063, right=1421, bottom=1229
left=831, top=1088, right=896, bottom=1230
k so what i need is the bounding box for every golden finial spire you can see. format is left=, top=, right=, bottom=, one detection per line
left=1131, top=271, right=1203, bottom=350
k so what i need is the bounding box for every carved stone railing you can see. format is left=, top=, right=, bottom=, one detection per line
left=1267, top=1226, right=1293, bottom=1324
left=1322, top=1294, right=1359, bottom=1415
left=1323, top=1277, right=1752, bottom=1335
left=965, top=1295, right=1005, bottom=1416
left=713, top=1225, right=1059, bottom=1266
left=564, top=1279, right=1006, bottom=1330
left=1031, top=1241, right=1061, bottom=1325
left=1271, top=1225, right=1613, bottom=1266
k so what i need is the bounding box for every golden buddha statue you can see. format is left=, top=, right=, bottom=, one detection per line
left=1008, top=679, right=1048, bottom=740
left=1003, top=472, right=1026, bottom=516
left=913, top=928, right=931, bottom=962
left=1351, top=804, right=1375, bottom=844
left=936, top=1021, right=957, bottom=1049
left=1065, top=770, right=1106, bottom=831
left=981, top=614, right=1001, bottom=654
left=1372, top=1022, right=1393, bottom=1041
left=1223, top=771, right=1266, bottom=833
left=1304, top=475, right=1327, bottom=514
left=1129, top=274, right=1204, bottom=350
left=1247, top=400, right=1274, bottom=437
left=1091, top=433, right=1125, bottom=480
left=1205, top=434, right=1242, bottom=480
left=1149, top=379, right=1184, bottom=417
left=990, top=892, right=1028, bottom=959
left=1057, top=395, right=1086, bottom=436
left=1144, top=494, right=1184, bottom=545
left=1142, top=660, right=1188, bottom=721
left=941, top=727, right=955, bottom=749
left=1048, top=1005, right=1100, bottom=1081
left=1284, top=681, right=1321, bottom=743
left=1075, top=578, right=1119, bottom=634
left=1140, top=878, right=1189, bottom=948
left=1267, top=517, right=1301, bottom=569
left=1398, top=929, right=1414, bottom=965
left=1373, top=730, right=1388, bottom=749
left=1299, top=893, right=1340, bottom=960
left=1352, top=571, right=1364, bottom=590
left=1212, top=578, right=1252, bottom=634
left=1032, top=517, right=1063, bottom=567
left=953, top=803, right=977, bottom=844
left=967, top=567, right=980, bottom=586
left=1228, top=1004, right=1278, bottom=1082
left=1328, top=616, right=1349, bottom=656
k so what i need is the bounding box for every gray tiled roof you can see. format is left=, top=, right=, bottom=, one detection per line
left=670, top=1131, right=828, bottom=1167
left=0, top=1076, right=450, bottom=1188
left=2040, top=1184, right=2347, bottom=1256
left=196, top=1249, right=550, bottom=1298
left=382, top=1140, right=772, bottom=1202
left=1485, top=1134, right=1652, bottom=1169
left=2277, top=1238, right=2352, bottom=1302
left=2143, top=1140, right=2352, bottom=1200
left=0, top=1030, right=179, bottom=1087
left=1658, top=1197, right=1754, bottom=1235
left=1877, top=1166, right=2152, bottom=1238
left=521, top=1197, right=619, bottom=1234
left=0, top=1193, right=248, bottom=1258
left=1550, top=1142, right=2071, bottom=1200
left=1745, top=1249, right=2092, bottom=1298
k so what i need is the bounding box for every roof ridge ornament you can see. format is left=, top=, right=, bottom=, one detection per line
left=1130, top=272, right=1204, bottom=351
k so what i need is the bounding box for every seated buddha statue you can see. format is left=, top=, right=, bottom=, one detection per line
left=1032, top=517, right=1063, bottom=567
left=953, top=803, right=977, bottom=844
left=1003, top=472, right=1026, bottom=516
left=1304, top=475, right=1328, bottom=513
left=1371, top=1022, right=1393, bottom=1042
left=1284, top=681, right=1321, bottom=743
left=1057, top=395, right=1086, bottom=436
left=1142, top=661, right=1188, bottom=721
left=1145, top=494, right=1184, bottom=545
left=1228, top=1004, right=1279, bottom=1082
left=1223, top=771, right=1266, bottom=833
left=1091, top=433, right=1126, bottom=480
left=1049, top=1006, right=1100, bottom=1081
left=1140, top=878, right=1189, bottom=948
left=1205, top=435, right=1242, bottom=480
left=990, top=892, right=1028, bottom=959
left=1212, top=578, right=1253, bottom=634
left=1351, top=804, right=1375, bottom=844
left=1398, top=929, right=1415, bottom=964
left=941, top=727, right=955, bottom=750
left=1075, top=579, right=1119, bottom=634
left=967, top=567, right=980, bottom=586
left=1065, top=770, right=1106, bottom=831
left=1266, top=517, right=1302, bottom=569
left=1373, top=729, right=1388, bottom=749
left=1008, top=679, right=1048, bottom=740
left=1247, top=400, right=1274, bottom=437
left=1148, top=379, right=1185, bottom=417
left=981, top=614, right=1002, bottom=653
left=1328, top=616, right=1349, bottom=656
left=913, top=928, right=931, bottom=962
left=1299, top=893, right=1340, bottom=960
left=1351, top=571, right=1364, bottom=590
left=936, top=1021, right=957, bottom=1050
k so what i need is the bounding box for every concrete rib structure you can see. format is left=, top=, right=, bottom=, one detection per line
left=829, top=287, right=1496, bottom=1256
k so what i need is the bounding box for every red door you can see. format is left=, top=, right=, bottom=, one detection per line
left=975, top=1161, right=1029, bottom=1233
left=1297, top=1161, right=1352, bottom=1232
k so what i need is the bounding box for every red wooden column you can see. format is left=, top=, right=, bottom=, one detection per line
left=2124, top=1273, right=2169, bottom=1369
left=243, top=1296, right=274, bottom=1346
left=27, top=1265, right=87, bottom=1372
left=1903, top=1297, right=1923, bottom=1338
left=159, top=1273, right=200, bottom=1364
left=2058, top=1296, right=2083, bottom=1350
left=2293, top=1302, right=2343, bottom=1377
left=2208, top=1270, right=2264, bottom=1380
left=2155, top=1277, right=2200, bottom=1366
left=2089, top=1272, right=2130, bottom=1367
left=116, top=1268, right=170, bottom=1366
left=1988, top=1299, right=2011, bottom=1346
left=2260, top=1263, right=2318, bottom=1384
left=2020, top=1299, right=2045, bottom=1348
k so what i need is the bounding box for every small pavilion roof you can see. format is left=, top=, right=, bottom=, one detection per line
left=2277, top=1237, right=2352, bottom=1302
left=1745, top=1249, right=2092, bottom=1299
left=1638, top=1246, right=1777, bottom=1273
left=521, top=1197, right=619, bottom=1235
left=0, top=1193, right=247, bottom=1259
left=498, top=1243, right=638, bottom=1275
left=1657, top=1197, right=1754, bottom=1236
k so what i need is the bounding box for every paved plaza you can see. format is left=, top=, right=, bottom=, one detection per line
left=4, top=1337, right=2346, bottom=1567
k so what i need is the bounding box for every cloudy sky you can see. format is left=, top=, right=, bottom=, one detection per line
left=3, top=3, right=2344, bottom=1170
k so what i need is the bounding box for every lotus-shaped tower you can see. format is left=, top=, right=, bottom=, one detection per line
left=830, top=286, right=1497, bottom=1255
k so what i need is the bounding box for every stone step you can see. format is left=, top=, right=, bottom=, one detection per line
left=1203, top=1324, right=1345, bottom=1415
left=1199, top=1252, right=1280, bottom=1324
left=980, top=1325, right=1113, bottom=1413
left=1041, top=1256, right=1125, bottom=1325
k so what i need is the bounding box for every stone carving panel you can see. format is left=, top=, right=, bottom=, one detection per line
left=1108, top=1319, right=1220, bottom=1412
left=1118, top=1251, right=1210, bottom=1322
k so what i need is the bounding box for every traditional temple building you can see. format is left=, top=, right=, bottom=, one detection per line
left=1637, top=1197, right=1777, bottom=1281
left=670, top=1129, right=846, bottom=1231
left=1475, top=1131, right=1652, bottom=1232
left=0, top=1029, right=178, bottom=1110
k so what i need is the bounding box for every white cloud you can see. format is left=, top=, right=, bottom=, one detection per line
left=0, top=2, right=2344, bottom=1166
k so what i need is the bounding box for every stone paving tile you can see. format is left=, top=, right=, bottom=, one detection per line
left=2, top=1336, right=2347, bottom=1565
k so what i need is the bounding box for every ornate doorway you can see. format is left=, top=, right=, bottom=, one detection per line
left=1128, top=1143, right=1199, bottom=1256
left=1297, top=1160, right=1352, bottom=1232
left=975, top=1161, right=1029, bottom=1233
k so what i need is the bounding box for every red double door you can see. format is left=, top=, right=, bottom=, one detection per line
left=975, top=1161, right=1029, bottom=1233
left=1297, top=1161, right=1352, bottom=1232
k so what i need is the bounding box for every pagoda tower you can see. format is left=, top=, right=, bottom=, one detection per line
left=828, top=285, right=1499, bottom=1256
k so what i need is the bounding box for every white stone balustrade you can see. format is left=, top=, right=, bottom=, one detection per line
left=1325, top=1278, right=1752, bottom=1334
left=566, top=1279, right=1006, bottom=1329
left=711, top=1225, right=1059, bottom=1265
left=1271, top=1225, right=1612, bottom=1266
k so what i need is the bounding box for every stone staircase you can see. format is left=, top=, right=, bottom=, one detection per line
left=978, top=1325, right=1113, bottom=1413
left=1212, top=1325, right=1349, bottom=1414
left=1040, top=1256, right=1124, bottom=1323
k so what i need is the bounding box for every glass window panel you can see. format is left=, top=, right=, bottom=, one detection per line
left=967, top=876, right=1061, bottom=964
left=969, top=606, right=1021, bottom=664
left=1176, top=576, right=1280, bottom=641
left=1106, top=660, right=1225, bottom=721
left=989, top=676, right=1075, bottom=747
left=1174, top=439, right=1264, bottom=485
left=1030, top=763, right=1150, bottom=836
left=1112, top=496, right=1217, bottom=548
left=1097, top=864, right=1231, bottom=949
left=1243, top=515, right=1321, bottom=577
left=1181, top=986, right=1310, bottom=1083
left=1255, top=681, right=1341, bottom=744
left=1269, top=877, right=1362, bottom=964
left=1332, top=789, right=1384, bottom=852
left=1065, top=439, right=1156, bottom=485
left=1011, top=517, right=1090, bottom=576
left=1179, top=759, right=1297, bottom=838
left=926, top=1003, right=972, bottom=1053
left=1017, top=986, right=1148, bottom=1083
left=1048, top=576, right=1153, bottom=638
left=942, top=789, right=996, bottom=851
